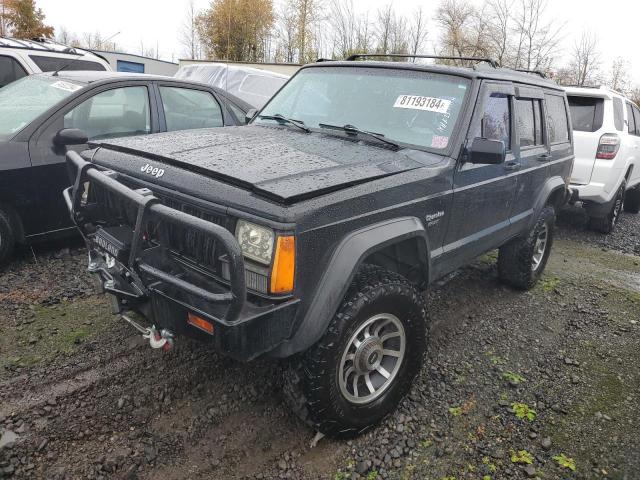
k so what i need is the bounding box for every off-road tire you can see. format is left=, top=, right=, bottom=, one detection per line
left=0, top=208, right=16, bottom=267
left=588, top=181, right=625, bottom=234
left=498, top=206, right=555, bottom=290
left=283, top=265, right=427, bottom=439
left=623, top=187, right=640, bottom=214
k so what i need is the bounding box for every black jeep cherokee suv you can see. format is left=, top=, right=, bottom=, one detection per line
left=64, top=55, right=574, bottom=438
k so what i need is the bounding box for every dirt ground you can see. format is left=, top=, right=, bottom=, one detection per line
left=0, top=208, right=638, bottom=480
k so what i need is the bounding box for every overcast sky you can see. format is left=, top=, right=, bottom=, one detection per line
left=39, top=0, right=639, bottom=84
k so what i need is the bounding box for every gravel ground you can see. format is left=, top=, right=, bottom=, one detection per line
left=0, top=208, right=638, bottom=480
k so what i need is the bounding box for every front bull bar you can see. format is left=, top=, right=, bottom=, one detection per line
left=63, top=150, right=247, bottom=323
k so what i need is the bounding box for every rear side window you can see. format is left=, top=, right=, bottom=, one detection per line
left=516, top=99, right=544, bottom=147
left=545, top=94, right=570, bottom=143
left=567, top=96, right=604, bottom=132
left=159, top=86, right=224, bottom=132
left=613, top=98, right=624, bottom=131
left=626, top=103, right=637, bottom=135
left=633, top=106, right=640, bottom=136
left=29, top=55, right=106, bottom=72
left=0, top=55, right=27, bottom=88
left=480, top=93, right=511, bottom=149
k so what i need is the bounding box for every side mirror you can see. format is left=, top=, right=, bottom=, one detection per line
left=54, top=128, right=88, bottom=147
left=245, top=108, right=258, bottom=124
left=468, top=137, right=506, bottom=164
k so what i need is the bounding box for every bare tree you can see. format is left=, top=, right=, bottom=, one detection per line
left=0, top=0, right=8, bottom=36
left=408, top=6, right=428, bottom=56
left=275, top=2, right=299, bottom=61
left=179, top=0, right=202, bottom=59
left=374, top=4, right=394, bottom=54
left=329, top=0, right=357, bottom=58
left=569, top=30, right=600, bottom=86
left=293, top=0, right=322, bottom=63
left=512, top=0, right=562, bottom=71
left=609, top=57, right=629, bottom=93
left=485, top=0, right=512, bottom=66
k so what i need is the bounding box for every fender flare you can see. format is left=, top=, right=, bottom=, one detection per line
left=530, top=177, right=568, bottom=227
left=277, top=216, right=430, bottom=356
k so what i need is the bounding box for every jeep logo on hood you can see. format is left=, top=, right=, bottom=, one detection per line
left=140, top=163, right=165, bottom=178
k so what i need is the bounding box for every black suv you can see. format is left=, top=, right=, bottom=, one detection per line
left=65, top=55, right=574, bottom=438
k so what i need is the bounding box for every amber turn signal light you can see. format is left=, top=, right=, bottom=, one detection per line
left=187, top=312, right=214, bottom=335
left=270, top=235, right=295, bottom=294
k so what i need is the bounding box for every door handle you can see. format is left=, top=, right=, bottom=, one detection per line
left=537, top=154, right=552, bottom=161
left=504, top=161, right=520, bottom=171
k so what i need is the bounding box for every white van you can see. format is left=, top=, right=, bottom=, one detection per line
left=565, top=86, right=640, bottom=233
left=0, top=37, right=111, bottom=88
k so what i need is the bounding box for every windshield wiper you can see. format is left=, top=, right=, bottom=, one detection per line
left=319, top=123, right=400, bottom=150
left=258, top=114, right=310, bottom=133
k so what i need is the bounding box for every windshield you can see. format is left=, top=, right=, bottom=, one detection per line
left=257, top=66, right=470, bottom=151
left=0, top=75, right=82, bottom=139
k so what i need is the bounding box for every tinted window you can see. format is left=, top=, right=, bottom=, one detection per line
left=29, top=55, right=106, bottom=72
left=567, top=96, right=604, bottom=132
left=64, top=86, right=150, bottom=140
left=225, top=99, right=248, bottom=124
left=480, top=93, right=511, bottom=149
left=613, top=98, right=624, bottom=131
left=159, top=86, right=223, bottom=132
left=633, top=106, right=640, bottom=136
left=545, top=94, right=569, bottom=143
left=0, top=55, right=27, bottom=88
left=533, top=100, right=543, bottom=145
left=516, top=99, right=535, bottom=147
left=626, top=103, right=636, bottom=135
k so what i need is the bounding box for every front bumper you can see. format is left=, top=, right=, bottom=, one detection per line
left=64, top=151, right=299, bottom=361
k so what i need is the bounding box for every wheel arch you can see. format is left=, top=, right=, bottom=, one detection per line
left=532, top=177, right=567, bottom=225
left=276, top=217, right=430, bottom=357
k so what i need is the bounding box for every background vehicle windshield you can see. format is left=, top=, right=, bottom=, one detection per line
left=257, top=66, right=470, bottom=151
left=0, top=75, right=82, bottom=139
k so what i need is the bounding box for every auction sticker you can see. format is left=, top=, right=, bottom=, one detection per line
left=50, top=81, right=82, bottom=92
left=393, top=95, right=451, bottom=114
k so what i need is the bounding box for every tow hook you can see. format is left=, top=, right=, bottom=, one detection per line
left=121, top=313, right=174, bottom=352
left=144, top=326, right=174, bottom=351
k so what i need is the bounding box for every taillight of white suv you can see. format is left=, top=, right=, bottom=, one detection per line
left=595, top=133, right=621, bottom=160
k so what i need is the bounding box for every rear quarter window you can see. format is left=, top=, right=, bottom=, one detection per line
left=612, top=98, right=624, bottom=131
left=545, top=94, right=570, bottom=143
left=567, top=96, right=604, bottom=132
left=29, top=55, right=106, bottom=72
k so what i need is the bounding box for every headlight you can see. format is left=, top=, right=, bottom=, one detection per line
left=235, top=220, right=275, bottom=265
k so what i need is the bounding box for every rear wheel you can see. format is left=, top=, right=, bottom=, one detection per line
left=283, top=265, right=427, bottom=438
left=623, top=186, right=640, bottom=214
left=498, top=206, right=555, bottom=290
left=0, top=208, right=16, bottom=267
left=588, top=181, right=625, bottom=233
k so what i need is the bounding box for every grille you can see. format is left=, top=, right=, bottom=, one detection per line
left=91, top=182, right=229, bottom=273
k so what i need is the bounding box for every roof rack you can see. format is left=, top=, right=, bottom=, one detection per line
left=0, top=36, right=82, bottom=55
left=345, top=53, right=499, bottom=68
left=514, top=68, right=547, bottom=78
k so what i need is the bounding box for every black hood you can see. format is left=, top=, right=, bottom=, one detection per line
left=91, top=126, right=427, bottom=204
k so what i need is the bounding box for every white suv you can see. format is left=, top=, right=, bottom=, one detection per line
left=0, top=37, right=111, bottom=88
left=565, top=86, right=640, bottom=233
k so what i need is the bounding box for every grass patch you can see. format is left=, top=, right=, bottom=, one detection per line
left=0, top=295, right=111, bottom=376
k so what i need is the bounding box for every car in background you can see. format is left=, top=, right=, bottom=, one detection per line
left=0, top=37, right=111, bottom=88
left=0, top=71, right=251, bottom=264
left=565, top=86, right=640, bottom=233
left=175, top=62, right=289, bottom=109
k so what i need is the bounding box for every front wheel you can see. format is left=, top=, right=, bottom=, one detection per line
left=498, top=206, right=555, bottom=290
left=283, top=266, right=427, bottom=438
